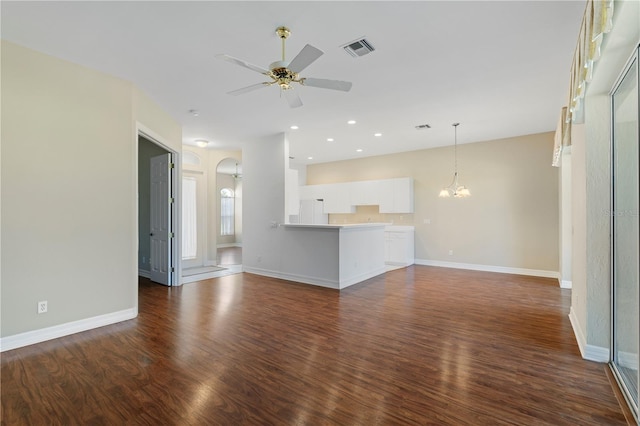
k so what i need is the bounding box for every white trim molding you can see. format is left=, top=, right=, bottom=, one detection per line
left=138, top=268, right=151, bottom=279
left=0, top=308, right=137, bottom=352
left=415, top=259, right=560, bottom=279
left=243, top=265, right=386, bottom=290
left=568, top=306, right=609, bottom=362
left=617, top=351, right=639, bottom=369
left=560, top=280, right=572, bottom=289
left=216, top=243, right=243, bottom=248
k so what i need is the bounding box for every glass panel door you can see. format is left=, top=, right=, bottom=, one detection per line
left=612, top=50, right=639, bottom=418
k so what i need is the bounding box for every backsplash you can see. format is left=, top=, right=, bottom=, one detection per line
left=329, top=205, right=414, bottom=225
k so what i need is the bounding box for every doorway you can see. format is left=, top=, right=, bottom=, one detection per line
left=138, top=134, right=178, bottom=286
left=216, top=158, right=243, bottom=267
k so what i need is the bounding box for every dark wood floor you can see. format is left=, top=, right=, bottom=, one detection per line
left=1, top=266, right=629, bottom=425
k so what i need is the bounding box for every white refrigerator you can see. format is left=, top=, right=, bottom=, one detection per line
left=298, top=199, right=328, bottom=224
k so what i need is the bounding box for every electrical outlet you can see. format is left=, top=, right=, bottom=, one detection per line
left=38, top=301, right=48, bottom=314
left=448, top=250, right=454, bottom=256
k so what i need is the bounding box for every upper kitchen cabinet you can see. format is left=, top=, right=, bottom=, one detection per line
left=392, top=177, right=414, bottom=213
left=300, top=177, right=413, bottom=214
left=323, top=183, right=355, bottom=214
left=350, top=180, right=380, bottom=206
left=378, top=178, right=414, bottom=213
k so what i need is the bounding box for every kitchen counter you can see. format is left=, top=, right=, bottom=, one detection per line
left=267, top=223, right=387, bottom=289
left=283, top=222, right=387, bottom=229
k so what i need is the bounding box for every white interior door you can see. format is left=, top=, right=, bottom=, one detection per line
left=150, top=153, right=173, bottom=285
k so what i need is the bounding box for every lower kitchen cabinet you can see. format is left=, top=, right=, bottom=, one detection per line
left=384, top=226, right=415, bottom=266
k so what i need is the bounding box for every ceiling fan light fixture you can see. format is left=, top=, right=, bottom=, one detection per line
left=217, top=25, right=352, bottom=108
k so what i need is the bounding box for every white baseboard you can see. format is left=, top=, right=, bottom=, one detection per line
left=584, top=344, right=610, bottom=362
left=217, top=243, right=243, bottom=248
left=243, top=266, right=339, bottom=289
left=415, top=259, right=560, bottom=279
left=568, top=306, right=609, bottom=362
left=617, top=350, right=639, bottom=369
left=243, top=266, right=386, bottom=290
left=138, top=268, right=151, bottom=279
left=0, top=307, right=138, bottom=352
left=560, top=279, right=572, bottom=289
left=181, top=265, right=243, bottom=284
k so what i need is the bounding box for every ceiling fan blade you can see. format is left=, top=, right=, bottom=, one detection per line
left=283, top=89, right=303, bottom=108
left=227, top=82, right=270, bottom=96
left=215, top=54, right=270, bottom=74
left=301, top=78, right=352, bottom=92
left=287, top=44, right=324, bottom=73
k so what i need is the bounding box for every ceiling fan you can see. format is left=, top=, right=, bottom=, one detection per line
left=215, top=26, right=352, bottom=108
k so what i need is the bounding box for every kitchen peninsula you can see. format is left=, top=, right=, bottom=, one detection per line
left=279, top=223, right=386, bottom=289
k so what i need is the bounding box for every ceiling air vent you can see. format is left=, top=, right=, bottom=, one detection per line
left=342, top=38, right=375, bottom=57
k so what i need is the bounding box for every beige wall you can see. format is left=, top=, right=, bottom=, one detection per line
left=308, top=132, right=559, bottom=273
left=1, top=41, right=181, bottom=340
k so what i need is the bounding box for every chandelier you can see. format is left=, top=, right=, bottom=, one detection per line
left=439, top=123, right=471, bottom=198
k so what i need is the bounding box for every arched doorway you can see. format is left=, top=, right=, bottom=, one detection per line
left=215, top=158, right=243, bottom=267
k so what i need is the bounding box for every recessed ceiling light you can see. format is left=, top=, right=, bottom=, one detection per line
left=290, top=125, right=299, bottom=130
left=374, top=133, right=382, bottom=137
left=307, top=156, right=313, bottom=160
left=189, top=109, right=200, bottom=117
left=347, top=120, right=356, bottom=125
left=356, top=149, right=363, bottom=152
left=327, top=138, right=334, bottom=142
left=195, top=139, right=209, bottom=148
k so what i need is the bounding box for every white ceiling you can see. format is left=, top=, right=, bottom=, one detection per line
left=1, top=1, right=586, bottom=165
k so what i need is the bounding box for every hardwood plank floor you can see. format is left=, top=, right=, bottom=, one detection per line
left=1, top=266, right=629, bottom=425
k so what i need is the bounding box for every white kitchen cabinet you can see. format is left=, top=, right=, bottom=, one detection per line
left=377, top=179, right=395, bottom=213
left=350, top=180, right=379, bottom=206
left=323, top=183, right=354, bottom=213
left=379, top=178, right=413, bottom=213
left=301, top=177, right=412, bottom=214
left=384, top=226, right=415, bottom=266
left=393, top=177, right=414, bottom=213
left=299, top=183, right=326, bottom=201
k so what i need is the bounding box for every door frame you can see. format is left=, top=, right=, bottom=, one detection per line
left=136, top=123, right=181, bottom=286
left=609, top=45, right=639, bottom=421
